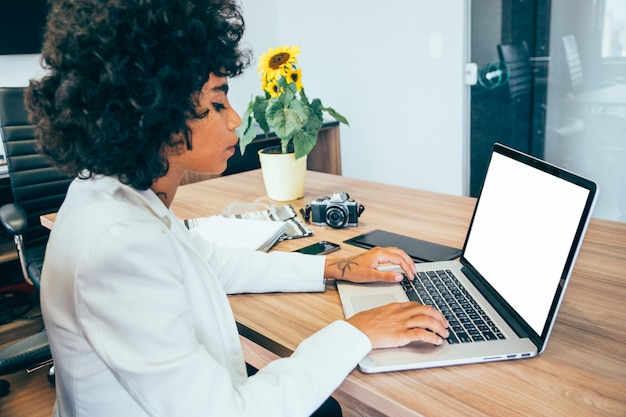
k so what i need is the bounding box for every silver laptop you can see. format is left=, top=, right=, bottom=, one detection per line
left=337, top=143, right=598, bottom=373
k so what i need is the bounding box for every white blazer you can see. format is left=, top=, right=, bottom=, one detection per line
left=41, top=176, right=371, bottom=417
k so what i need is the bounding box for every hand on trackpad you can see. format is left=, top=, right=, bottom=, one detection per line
left=351, top=293, right=398, bottom=313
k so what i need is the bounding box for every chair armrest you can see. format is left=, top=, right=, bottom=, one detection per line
left=0, top=330, right=51, bottom=375
left=0, top=203, right=27, bottom=235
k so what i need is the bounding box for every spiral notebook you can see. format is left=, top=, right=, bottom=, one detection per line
left=222, top=203, right=313, bottom=240
left=183, top=203, right=312, bottom=252
left=183, top=216, right=286, bottom=252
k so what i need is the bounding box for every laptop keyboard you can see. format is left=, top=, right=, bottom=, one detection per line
left=401, top=270, right=506, bottom=344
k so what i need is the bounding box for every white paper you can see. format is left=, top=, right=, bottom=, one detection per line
left=185, top=216, right=286, bottom=252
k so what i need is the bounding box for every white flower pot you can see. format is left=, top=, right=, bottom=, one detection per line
left=258, top=146, right=307, bottom=201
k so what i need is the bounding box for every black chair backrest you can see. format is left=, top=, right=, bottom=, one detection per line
left=497, top=41, right=532, bottom=101
left=561, top=34, right=584, bottom=94
left=496, top=42, right=533, bottom=155
left=0, top=87, right=72, bottom=249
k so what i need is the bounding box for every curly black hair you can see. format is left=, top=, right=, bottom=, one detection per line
left=26, top=0, right=251, bottom=189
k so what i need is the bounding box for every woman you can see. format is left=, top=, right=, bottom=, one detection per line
left=27, top=1, right=449, bottom=416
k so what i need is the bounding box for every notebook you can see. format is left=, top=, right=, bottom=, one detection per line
left=183, top=216, right=286, bottom=252
left=337, top=143, right=598, bottom=373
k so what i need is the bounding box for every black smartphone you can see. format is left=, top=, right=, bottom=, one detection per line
left=293, top=240, right=341, bottom=255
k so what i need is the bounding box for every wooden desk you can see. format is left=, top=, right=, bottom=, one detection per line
left=39, top=170, right=626, bottom=416
left=170, top=170, right=626, bottom=417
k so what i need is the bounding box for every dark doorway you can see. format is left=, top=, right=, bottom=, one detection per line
left=469, top=0, right=551, bottom=196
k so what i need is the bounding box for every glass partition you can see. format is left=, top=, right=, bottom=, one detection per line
left=470, top=0, right=625, bottom=222
left=543, top=0, right=625, bottom=222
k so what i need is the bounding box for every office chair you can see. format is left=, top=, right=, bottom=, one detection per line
left=0, top=86, right=72, bottom=396
left=496, top=42, right=533, bottom=155
left=497, top=42, right=532, bottom=103
left=561, top=34, right=585, bottom=95
left=561, top=34, right=623, bottom=96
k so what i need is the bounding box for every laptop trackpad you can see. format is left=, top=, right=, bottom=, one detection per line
left=351, top=293, right=398, bottom=313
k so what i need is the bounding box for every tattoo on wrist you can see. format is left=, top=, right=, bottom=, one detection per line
left=328, top=254, right=363, bottom=278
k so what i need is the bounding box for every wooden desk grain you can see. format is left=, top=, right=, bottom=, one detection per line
left=172, top=170, right=626, bottom=417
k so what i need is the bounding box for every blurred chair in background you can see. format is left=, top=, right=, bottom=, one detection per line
left=0, top=86, right=72, bottom=396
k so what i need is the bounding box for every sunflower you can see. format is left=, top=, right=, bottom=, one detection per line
left=284, top=66, right=304, bottom=91
left=238, top=44, right=348, bottom=160
left=261, top=73, right=272, bottom=92
left=263, top=78, right=281, bottom=98
left=258, top=45, right=300, bottom=79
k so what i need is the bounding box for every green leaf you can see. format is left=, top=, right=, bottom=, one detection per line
left=277, top=76, right=289, bottom=89
left=237, top=98, right=254, bottom=136
left=239, top=82, right=349, bottom=159
left=239, top=117, right=256, bottom=155
left=293, top=129, right=318, bottom=159
left=266, top=97, right=308, bottom=142
left=252, top=96, right=270, bottom=134
left=238, top=95, right=275, bottom=155
left=323, top=105, right=349, bottom=126
left=305, top=98, right=324, bottom=132
left=237, top=103, right=258, bottom=155
left=299, top=88, right=310, bottom=105
left=284, top=80, right=298, bottom=95
left=279, top=87, right=296, bottom=106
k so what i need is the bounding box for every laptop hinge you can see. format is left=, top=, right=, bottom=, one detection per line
left=460, top=263, right=542, bottom=349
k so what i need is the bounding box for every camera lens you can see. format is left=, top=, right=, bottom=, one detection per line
left=324, top=205, right=348, bottom=229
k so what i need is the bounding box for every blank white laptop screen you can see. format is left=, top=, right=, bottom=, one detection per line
left=463, top=152, right=591, bottom=335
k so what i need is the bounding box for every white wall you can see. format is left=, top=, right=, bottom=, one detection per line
left=1, top=1, right=469, bottom=196
left=0, top=54, right=44, bottom=87
left=231, top=0, right=469, bottom=196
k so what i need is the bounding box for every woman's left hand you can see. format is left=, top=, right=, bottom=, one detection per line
left=323, top=247, right=416, bottom=283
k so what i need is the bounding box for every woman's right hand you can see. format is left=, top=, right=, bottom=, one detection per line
left=347, top=302, right=449, bottom=349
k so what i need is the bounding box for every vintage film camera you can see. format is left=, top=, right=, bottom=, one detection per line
left=302, top=192, right=364, bottom=229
